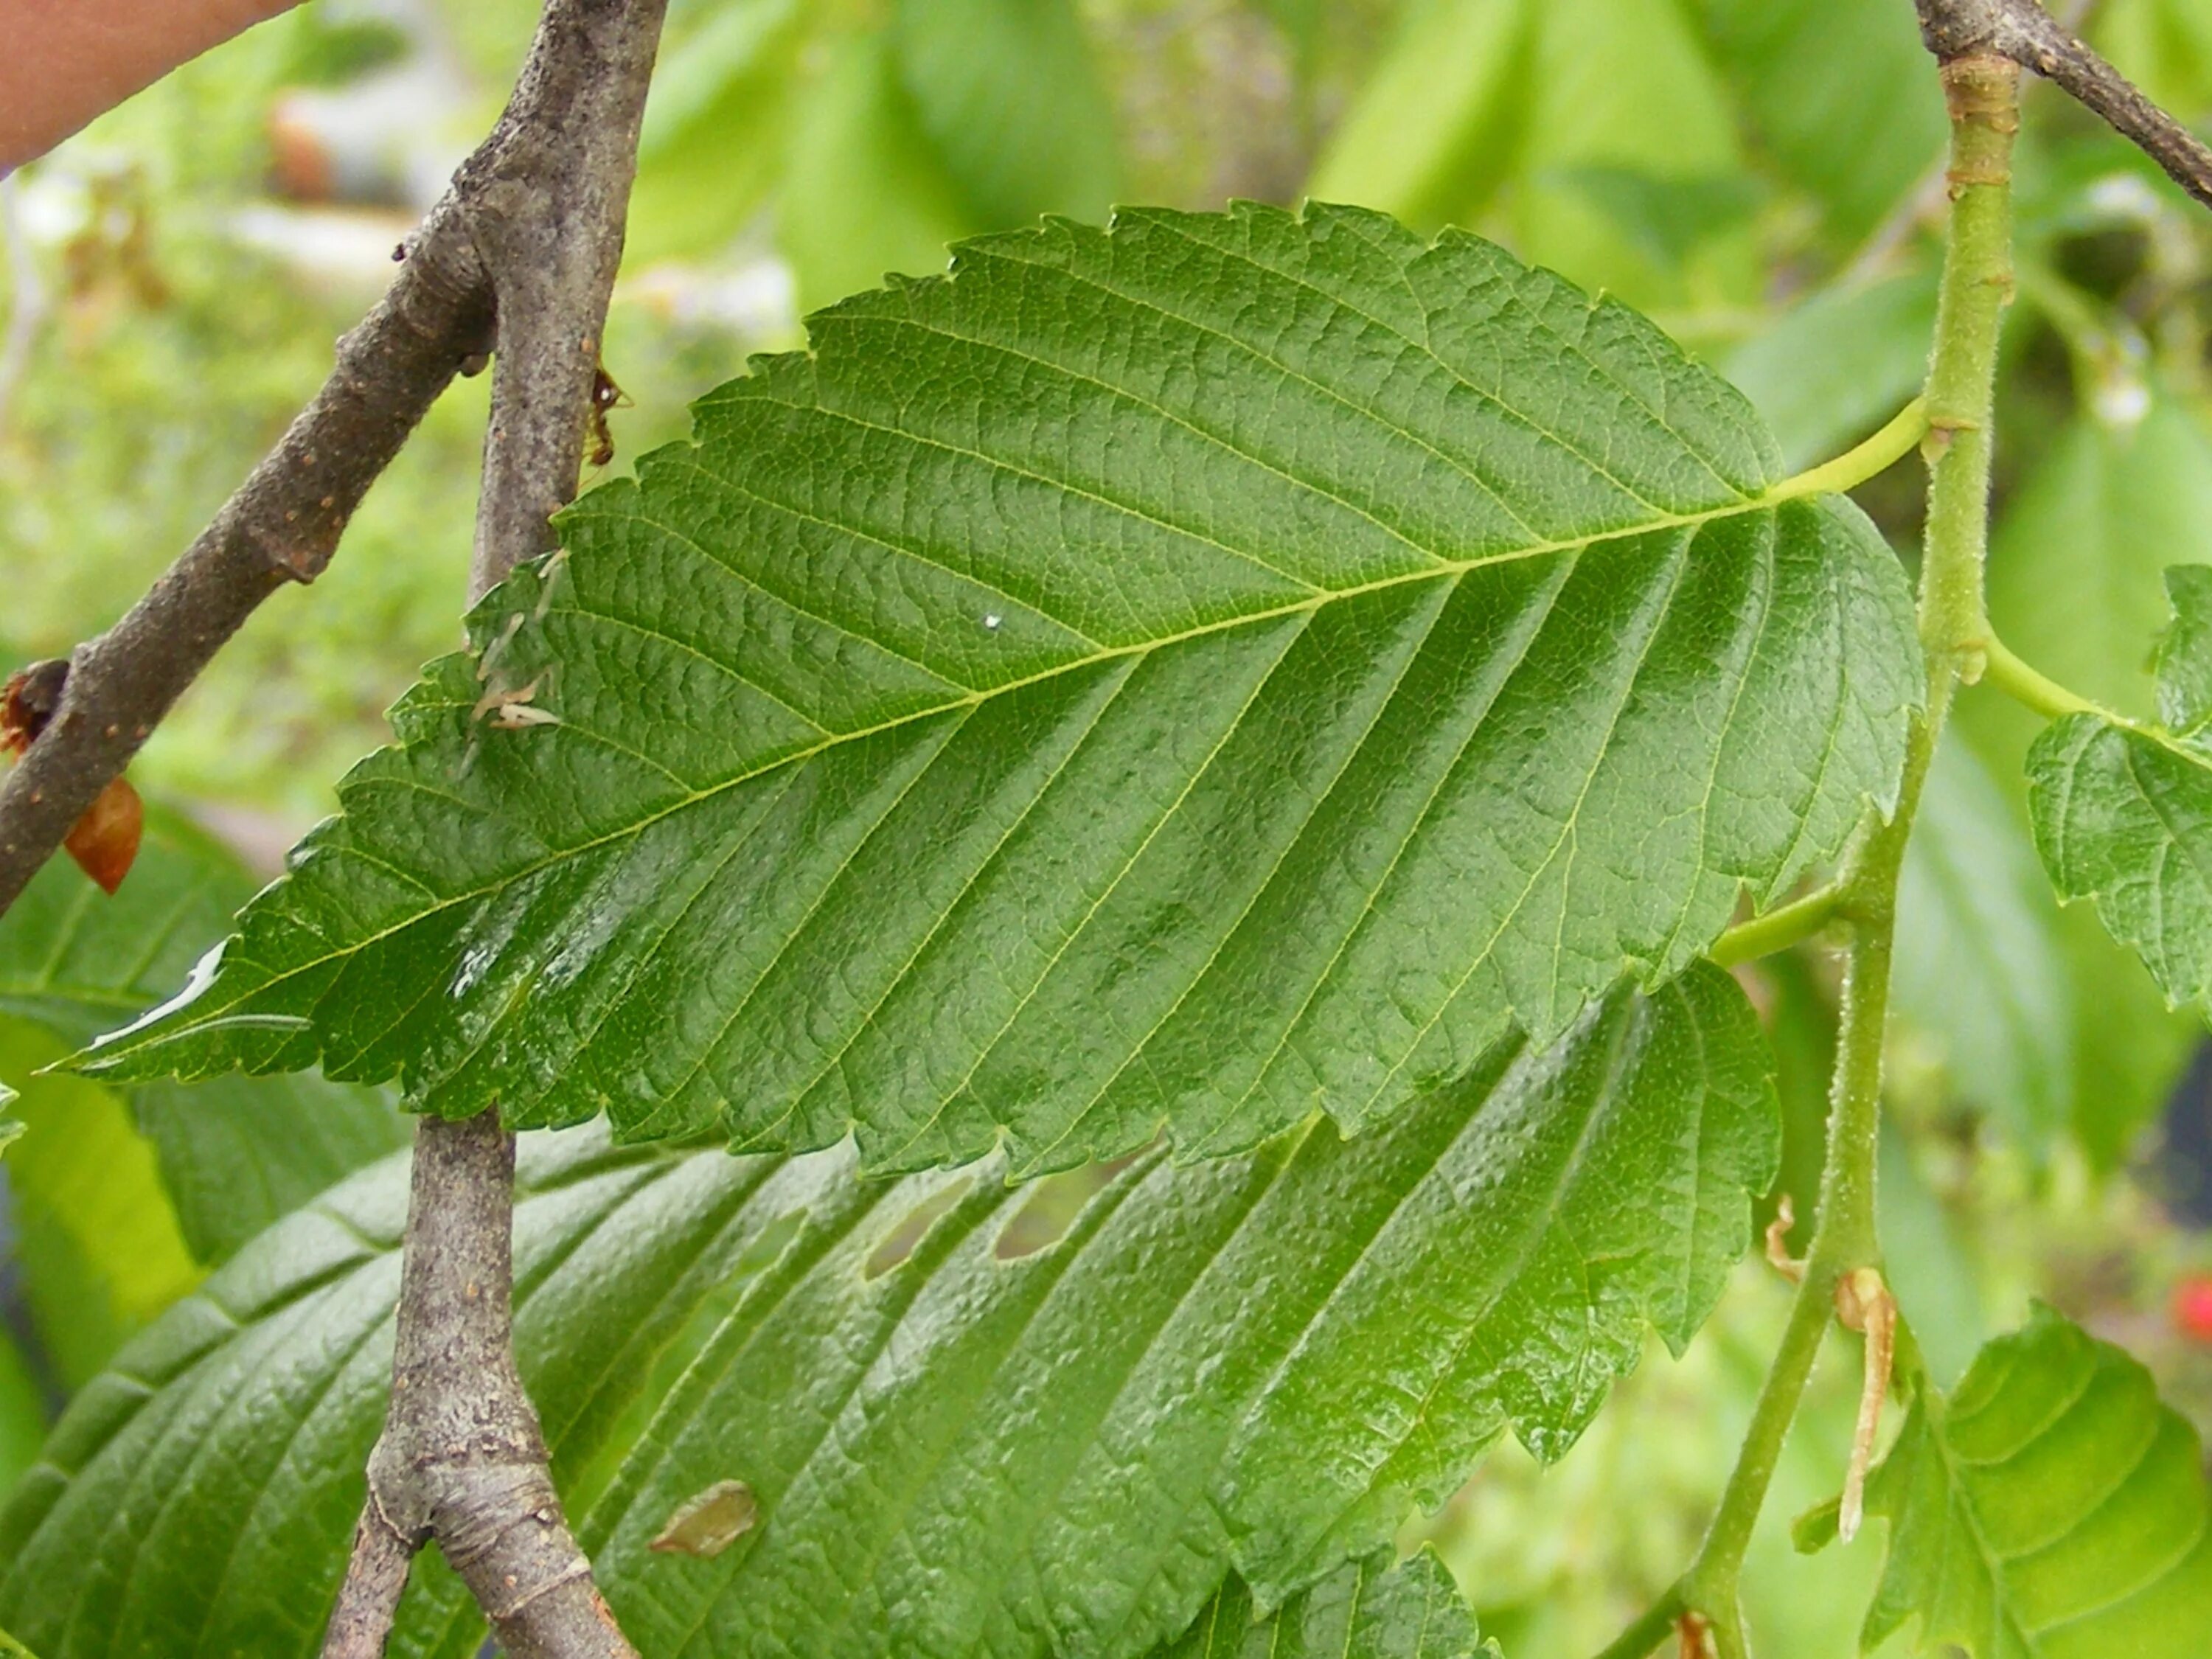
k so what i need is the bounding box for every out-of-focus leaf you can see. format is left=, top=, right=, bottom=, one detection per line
left=1875, top=1125, right=1985, bottom=1388
left=1306, top=0, right=1534, bottom=230
left=1697, top=0, right=1945, bottom=241
left=893, top=0, right=1119, bottom=227
left=0, top=1025, right=198, bottom=1392
left=0, top=1329, right=46, bottom=1508
left=1725, top=269, right=1940, bottom=470
left=625, top=0, right=813, bottom=267
left=779, top=29, right=974, bottom=310
left=0, top=814, right=405, bottom=1262
left=2096, top=0, right=2212, bottom=121
left=1964, top=398, right=2212, bottom=1162
left=1508, top=0, right=1752, bottom=308
left=72, top=208, right=1917, bottom=1176
left=1555, top=167, right=1759, bottom=268
left=1152, top=1553, right=1493, bottom=1658
left=1, top=971, right=1775, bottom=1658
left=1846, top=1307, right=2212, bottom=1655
left=1896, top=740, right=2072, bottom=1148
left=1310, top=0, right=1747, bottom=306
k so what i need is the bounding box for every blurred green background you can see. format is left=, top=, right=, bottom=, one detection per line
left=9, top=0, right=2212, bottom=1650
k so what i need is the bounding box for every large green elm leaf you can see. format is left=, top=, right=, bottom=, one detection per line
left=0, top=813, right=406, bottom=1262
left=1, top=967, right=1775, bottom=1659
left=2025, top=566, right=2212, bottom=1017
left=1153, top=1554, right=1492, bottom=1659
left=73, top=204, right=1916, bottom=1175
left=1837, top=1306, right=2212, bottom=1655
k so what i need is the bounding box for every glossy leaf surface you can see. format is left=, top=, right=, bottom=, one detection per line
left=1, top=970, right=1774, bottom=1659
left=74, top=205, right=1914, bottom=1175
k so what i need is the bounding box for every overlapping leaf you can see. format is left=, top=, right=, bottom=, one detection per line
left=2027, top=566, right=2212, bottom=1017
left=1837, top=1306, right=2212, bottom=1655
left=0, top=814, right=405, bottom=1262
left=74, top=204, right=1914, bottom=1175
left=1966, top=401, right=2212, bottom=1163
left=1152, top=1554, right=1492, bottom=1659
left=1, top=969, right=1774, bottom=1658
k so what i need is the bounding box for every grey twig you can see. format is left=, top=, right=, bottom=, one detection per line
left=0, top=189, right=493, bottom=924
left=1916, top=0, right=2212, bottom=213
left=321, top=1, right=667, bottom=1655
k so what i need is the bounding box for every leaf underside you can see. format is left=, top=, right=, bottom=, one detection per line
left=1856, top=1305, right=2212, bottom=1658
left=77, top=201, right=1914, bottom=1174
left=2028, top=566, right=2212, bottom=1018
left=1, top=968, right=1773, bottom=1659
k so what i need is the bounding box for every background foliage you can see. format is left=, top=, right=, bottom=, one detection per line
left=8, top=0, right=2212, bottom=1654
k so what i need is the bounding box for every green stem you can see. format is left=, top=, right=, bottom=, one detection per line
left=1918, top=55, right=2020, bottom=678
left=1980, top=635, right=2111, bottom=722
left=1589, top=1586, right=1684, bottom=1659
left=1588, top=52, right=2021, bottom=1659
left=1768, top=397, right=1929, bottom=504
left=1708, top=886, right=1847, bottom=967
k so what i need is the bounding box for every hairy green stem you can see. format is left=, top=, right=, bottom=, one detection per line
left=1919, top=54, right=2021, bottom=678
left=1770, top=397, right=1929, bottom=503
left=1588, top=51, right=2020, bottom=1659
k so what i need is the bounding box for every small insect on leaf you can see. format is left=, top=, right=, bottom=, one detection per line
left=648, top=1478, right=757, bottom=1559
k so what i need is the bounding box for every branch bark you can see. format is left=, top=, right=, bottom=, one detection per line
left=317, top=1, right=670, bottom=1655
left=1915, top=0, right=2212, bottom=212
left=0, top=189, right=491, bottom=922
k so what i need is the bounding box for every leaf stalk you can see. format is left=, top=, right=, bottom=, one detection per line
left=1594, top=48, right=2022, bottom=1659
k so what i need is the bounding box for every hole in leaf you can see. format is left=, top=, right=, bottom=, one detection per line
left=994, top=1152, right=1145, bottom=1262
left=863, top=1178, right=973, bottom=1279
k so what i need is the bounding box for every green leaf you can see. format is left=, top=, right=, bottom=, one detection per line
left=0, top=1329, right=48, bottom=1509
left=2, top=969, right=1775, bottom=1658
left=1696, top=0, right=1946, bottom=241
left=72, top=205, right=1917, bottom=1174
left=779, top=29, right=975, bottom=312
left=1961, top=399, right=2212, bottom=1161
left=1310, top=0, right=1751, bottom=307
left=1306, top=0, right=1536, bottom=230
left=2026, top=568, right=2212, bottom=1018
left=1506, top=0, right=1753, bottom=308
left=892, top=0, right=1119, bottom=228
left=624, top=0, right=813, bottom=268
left=1152, top=1553, right=1493, bottom=1659
left=1895, top=740, right=2072, bottom=1147
left=1852, top=1306, right=2212, bottom=1656
left=0, top=1024, right=201, bottom=1391
left=0, top=813, right=406, bottom=1262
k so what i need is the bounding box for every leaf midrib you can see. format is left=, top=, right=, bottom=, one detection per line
left=97, top=473, right=1838, bottom=1065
